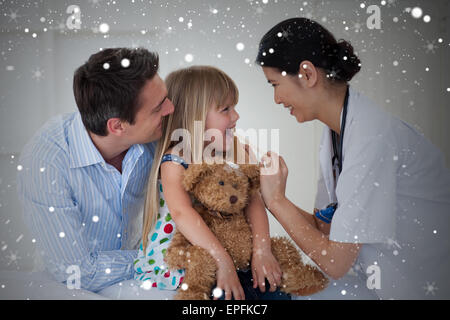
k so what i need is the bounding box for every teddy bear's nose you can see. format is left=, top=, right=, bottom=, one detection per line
left=229, top=195, right=238, bottom=204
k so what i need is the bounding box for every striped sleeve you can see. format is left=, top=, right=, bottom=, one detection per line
left=17, top=156, right=136, bottom=292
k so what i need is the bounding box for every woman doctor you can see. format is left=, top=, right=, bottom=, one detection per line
left=256, top=18, right=450, bottom=299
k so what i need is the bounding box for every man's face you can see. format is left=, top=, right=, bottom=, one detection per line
left=123, top=74, right=174, bottom=145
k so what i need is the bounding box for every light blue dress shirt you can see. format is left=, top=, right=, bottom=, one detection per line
left=17, top=112, right=156, bottom=292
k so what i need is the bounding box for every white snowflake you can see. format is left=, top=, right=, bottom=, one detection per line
left=130, top=40, right=140, bottom=49
left=384, top=0, right=397, bottom=7
left=32, top=68, right=44, bottom=81
left=277, top=25, right=294, bottom=43
left=5, top=250, right=21, bottom=266
left=385, top=237, right=402, bottom=251
left=88, top=0, right=103, bottom=6
left=423, top=282, right=438, bottom=296
left=352, top=22, right=363, bottom=33
left=53, top=19, right=67, bottom=34
left=164, top=26, right=173, bottom=35
left=98, top=23, right=110, bottom=34
left=212, top=287, right=223, bottom=298
left=423, top=40, right=438, bottom=54
left=327, top=69, right=338, bottom=79
left=140, top=280, right=152, bottom=290
left=208, top=6, right=218, bottom=16
left=252, top=6, right=267, bottom=19
left=6, top=9, right=21, bottom=23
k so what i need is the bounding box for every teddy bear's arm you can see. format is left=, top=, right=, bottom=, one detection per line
left=160, top=159, right=234, bottom=271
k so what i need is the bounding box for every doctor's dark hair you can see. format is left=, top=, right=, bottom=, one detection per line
left=73, top=47, right=159, bottom=136
left=256, top=18, right=361, bottom=82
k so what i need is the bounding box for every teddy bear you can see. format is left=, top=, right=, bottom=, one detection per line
left=164, top=161, right=328, bottom=300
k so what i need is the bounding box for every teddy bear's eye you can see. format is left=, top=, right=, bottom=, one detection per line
left=219, top=181, right=224, bottom=186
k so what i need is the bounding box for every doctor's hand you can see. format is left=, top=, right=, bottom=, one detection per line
left=259, top=151, right=288, bottom=211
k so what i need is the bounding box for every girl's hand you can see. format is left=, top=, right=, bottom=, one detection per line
left=259, top=151, right=288, bottom=210
left=214, top=256, right=245, bottom=300
left=251, top=249, right=282, bottom=292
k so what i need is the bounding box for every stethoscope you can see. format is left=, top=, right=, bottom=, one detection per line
left=315, top=85, right=350, bottom=224
left=331, top=85, right=350, bottom=177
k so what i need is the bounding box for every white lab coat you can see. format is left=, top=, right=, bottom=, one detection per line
left=314, top=87, right=450, bottom=299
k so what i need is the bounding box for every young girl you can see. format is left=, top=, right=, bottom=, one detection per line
left=134, top=66, right=284, bottom=300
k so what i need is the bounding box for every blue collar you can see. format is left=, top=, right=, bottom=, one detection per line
left=68, top=112, right=104, bottom=169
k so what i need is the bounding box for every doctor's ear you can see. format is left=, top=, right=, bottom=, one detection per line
left=297, top=60, right=318, bottom=88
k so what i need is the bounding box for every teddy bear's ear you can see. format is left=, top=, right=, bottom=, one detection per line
left=239, top=164, right=260, bottom=194
left=182, top=163, right=212, bottom=192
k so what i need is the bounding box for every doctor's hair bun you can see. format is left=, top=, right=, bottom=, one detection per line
left=256, top=17, right=362, bottom=83
left=330, top=40, right=361, bottom=82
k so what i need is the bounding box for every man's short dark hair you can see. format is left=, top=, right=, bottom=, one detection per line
left=73, top=47, right=159, bottom=136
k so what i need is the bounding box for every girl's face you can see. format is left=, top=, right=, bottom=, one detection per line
left=205, top=96, right=240, bottom=152
left=262, top=66, right=316, bottom=123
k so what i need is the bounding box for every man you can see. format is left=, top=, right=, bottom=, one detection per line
left=17, top=48, right=174, bottom=292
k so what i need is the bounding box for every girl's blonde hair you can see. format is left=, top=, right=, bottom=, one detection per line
left=141, top=66, right=239, bottom=251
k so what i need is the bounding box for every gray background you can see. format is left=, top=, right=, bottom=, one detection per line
left=1, top=0, right=449, bottom=271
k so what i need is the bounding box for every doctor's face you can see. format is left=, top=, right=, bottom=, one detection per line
left=262, top=66, right=315, bottom=123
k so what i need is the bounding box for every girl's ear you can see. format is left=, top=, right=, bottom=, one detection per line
left=239, top=164, right=260, bottom=194
left=182, top=163, right=212, bottom=192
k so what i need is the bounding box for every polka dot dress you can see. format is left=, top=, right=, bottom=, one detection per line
left=134, top=180, right=184, bottom=290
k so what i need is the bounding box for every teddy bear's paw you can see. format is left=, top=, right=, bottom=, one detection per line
left=175, top=288, right=210, bottom=300
left=288, top=274, right=329, bottom=296
left=290, top=282, right=328, bottom=296
left=280, top=265, right=329, bottom=296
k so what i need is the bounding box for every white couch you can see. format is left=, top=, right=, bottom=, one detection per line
left=0, top=270, right=178, bottom=300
